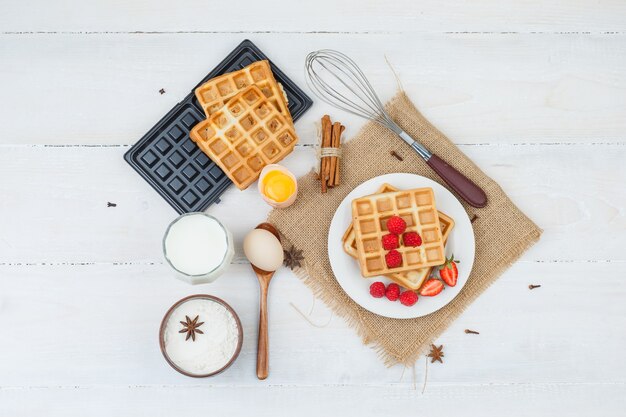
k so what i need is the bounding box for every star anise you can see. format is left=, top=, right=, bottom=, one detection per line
left=427, top=344, right=444, bottom=363
left=283, top=245, right=304, bottom=270
left=179, top=315, right=204, bottom=342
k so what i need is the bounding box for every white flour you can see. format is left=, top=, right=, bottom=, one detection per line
left=164, top=298, right=239, bottom=375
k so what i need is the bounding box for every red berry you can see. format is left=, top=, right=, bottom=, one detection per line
left=385, top=283, right=401, bottom=301
left=385, top=249, right=402, bottom=268
left=439, top=255, right=459, bottom=287
left=369, top=281, right=386, bottom=298
left=381, top=234, right=399, bottom=250
left=399, top=291, right=418, bottom=306
left=419, top=279, right=444, bottom=296
left=403, top=232, right=422, bottom=247
left=386, top=216, right=406, bottom=235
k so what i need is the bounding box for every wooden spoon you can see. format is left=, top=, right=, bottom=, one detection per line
left=250, top=222, right=281, bottom=380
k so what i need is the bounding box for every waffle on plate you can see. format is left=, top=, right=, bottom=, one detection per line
left=351, top=187, right=446, bottom=278
left=343, top=183, right=454, bottom=289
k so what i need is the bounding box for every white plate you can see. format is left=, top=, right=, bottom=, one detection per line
left=328, top=173, right=475, bottom=319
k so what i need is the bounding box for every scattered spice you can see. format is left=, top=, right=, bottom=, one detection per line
left=470, top=214, right=478, bottom=223
left=390, top=151, right=403, bottom=161
left=159, top=88, right=166, bottom=95
left=179, top=315, right=204, bottom=341
left=427, top=344, right=444, bottom=363
left=529, top=284, right=541, bottom=290
left=464, top=329, right=480, bottom=334
left=283, top=246, right=304, bottom=270
left=107, top=202, right=117, bottom=207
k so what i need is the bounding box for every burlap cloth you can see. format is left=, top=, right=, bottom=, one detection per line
left=268, top=92, right=542, bottom=366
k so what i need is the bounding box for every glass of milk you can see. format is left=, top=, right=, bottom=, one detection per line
left=163, top=213, right=234, bottom=284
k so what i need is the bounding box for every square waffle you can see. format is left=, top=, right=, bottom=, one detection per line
left=351, top=187, right=446, bottom=277
left=342, top=184, right=455, bottom=290
left=189, top=85, right=298, bottom=190
left=194, top=60, right=291, bottom=124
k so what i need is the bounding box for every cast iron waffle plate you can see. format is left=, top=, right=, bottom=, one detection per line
left=124, top=39, right=313, bottom=213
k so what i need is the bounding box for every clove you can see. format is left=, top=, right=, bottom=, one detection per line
left=390, top=151, right=403, bottom=161
left=528, top=284, right=541, bottom=290
left=107, top=202, right=117, bottom=207
left=464, top=329, right=480, bottom=334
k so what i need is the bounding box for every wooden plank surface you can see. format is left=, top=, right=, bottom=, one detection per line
left=1, top=1, right=625, bottom=416
left=3, top=383, right=623, bottom=417
left=0, top=261, right=624, bottom=414
left=1, top=261, right=625, bottom=385
left=0, top=144, right=623, bottom=263
left=1, top=0, right=625, bottom=33
left=1, top=33, right=625, bottom=145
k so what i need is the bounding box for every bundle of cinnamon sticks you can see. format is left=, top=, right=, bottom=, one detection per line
left=319, top=115, right=344, bottom=193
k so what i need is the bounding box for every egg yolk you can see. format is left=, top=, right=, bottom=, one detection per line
left=262, top=171, right=296, bottom=203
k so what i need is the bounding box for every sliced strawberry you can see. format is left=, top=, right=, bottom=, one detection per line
left=419, top=279, right=444, bottom=296
left=439, top=254, right=459, bottom=287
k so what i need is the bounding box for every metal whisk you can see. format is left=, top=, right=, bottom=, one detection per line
left=305, top=50, right=487, bottom=208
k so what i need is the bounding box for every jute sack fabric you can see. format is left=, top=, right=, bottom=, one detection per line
left=268, top=92, right=542, bottom=366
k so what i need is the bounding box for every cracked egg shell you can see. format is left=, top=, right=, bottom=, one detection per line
left=258, top=164, right=298, bottom=208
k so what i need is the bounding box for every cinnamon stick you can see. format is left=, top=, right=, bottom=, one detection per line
left=328, top=122, right=342, bottom=187
left=320, top=115, right=332, bottom=193
left=334, top=125, right=345, bottom=186
left=318, top=116, right=328, bottom=180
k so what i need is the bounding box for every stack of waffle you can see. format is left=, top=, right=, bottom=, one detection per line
left=190, top=61, right=298, bottom=189
left=343, top=184, right=454, bottom=291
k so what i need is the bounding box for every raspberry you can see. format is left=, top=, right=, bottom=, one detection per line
left=386, top=216, right=406, bottom=235
left=385, top=283, right=401, bottom=301
left=399, top=291, right=418, bottom=306
left=381, top=234, right=399, bottom=250
left=369, top=281, right=386, bottom=298
left=403, top=232, right=422, bottom=247
left=385, top=249, right=402, bottom=268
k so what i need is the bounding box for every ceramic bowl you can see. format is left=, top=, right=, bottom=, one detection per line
left=159, top=294, right=243, bottom=377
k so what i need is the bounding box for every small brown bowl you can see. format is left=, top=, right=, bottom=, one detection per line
left=159, top=294, right=243, bottom=378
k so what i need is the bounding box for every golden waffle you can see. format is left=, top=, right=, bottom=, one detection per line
left=189, top=85, right=298, bottom=190
left=194, top=60, right=291, bottom=124
left=351, top=187, right=446, bottom=277
left=343, top=184, right=454, bottom=290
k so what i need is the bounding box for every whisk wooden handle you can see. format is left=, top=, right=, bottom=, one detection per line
left=426, top=154, right=488, bottom=208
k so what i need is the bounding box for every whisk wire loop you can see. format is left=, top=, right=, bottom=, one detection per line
left=304, top=49, right=488, bottom=208
left=305, top=49, right=399, bottom=128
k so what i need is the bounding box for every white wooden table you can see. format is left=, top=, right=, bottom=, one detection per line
left=1, top=1, right=625, bottom=415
